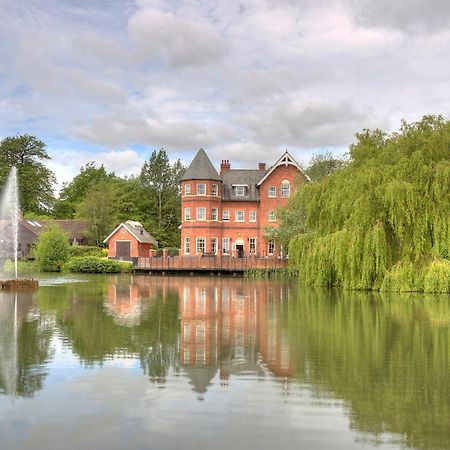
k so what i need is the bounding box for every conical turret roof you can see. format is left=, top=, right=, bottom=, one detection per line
left=181, top=149, right=221, bottom=181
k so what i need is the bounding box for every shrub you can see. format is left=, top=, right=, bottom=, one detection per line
left=34, top=225, right=71, bottom=272
left=65, top=256, right=132, bottom=273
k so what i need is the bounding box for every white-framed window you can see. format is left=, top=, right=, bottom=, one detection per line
left=185, top=184, right=191, bottom=196
left=184, top=237, right=191, bottom=254
left=184, top=207, right=191, bottom=221
left=268, top=186, right=276, bottom=197
left=196, top=237, right=206, bottom=254
left=211, top=208, right=218, bottom=221
left=197, top=183, right=206, bottom=195
left=249, top=238, right=256, bottom=254
left=281, top=180, right=291, bottom=197
left=234, top=185, right=246, bottom=196
left=223, top=238, right=230, bottom=254
left=211, top=184, right=218, bottom=196
left=196, top=207, right=206, bottom=221
left=223, top=210, right=230, bottom=221
left=249, top=210, right=256, bottom=222
left=235, top=210, right=245, bottom=222
left=268, top=211, right=276, bottom=222
left=211, top=237, right=218, bottom=255
left=268, top=239, right=275, bottom=255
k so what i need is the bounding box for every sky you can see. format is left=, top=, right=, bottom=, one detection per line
left=0, top=0, right=449, bottom=192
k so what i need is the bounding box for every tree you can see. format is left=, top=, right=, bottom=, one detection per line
left=140, top=149, right=185, bottom=247
left=306, top=151, right=347, bottom=182
left=288, top=116, right=450, bottom=292
left=53, top=163, right=114, bottom=218
left=76, top=180, right=115, bottom=246
left=34, top=225, right=70, bottom=271
left=0, top=134, right=56, bottom=214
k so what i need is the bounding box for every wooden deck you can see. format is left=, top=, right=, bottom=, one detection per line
left=135, top=255, right=288, bottom=273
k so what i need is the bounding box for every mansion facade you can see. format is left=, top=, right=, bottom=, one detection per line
left=180, top=149, right=309, bottom=257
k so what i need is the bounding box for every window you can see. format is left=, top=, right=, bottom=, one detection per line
left=249, top=238, right=256, bottom=254
left=197, top=183, right=206, bottom=195
left=268, top=211, right=276, bottom=222
left=184, top=207, right=191, bottom=221
left=249, top=210, right=256, bottom=222
left=281, top=180, right=291, bottom=197
left=234, top=185, right=246, bottom=196
left=184, top=237, right=191, bottom=254
left=268, top=239, right=275, bottom=255
left=235, top=211, right=245, bottom=222
left=268, top=186, right=276, bottom=197
left=196, top=207, right=206, bottom=221
left=211, top=238, right=218, bottom=255
left=185, top=184, right=191, bottom=195
left=196, top=237, right=206, bottom=254
left=223, top=238, right=230, bottom=254
left=211, top=208, right=218, bottom=221
left=223, top=210, right=230, bottom=221
left=211, top=184, right=218, bottom=196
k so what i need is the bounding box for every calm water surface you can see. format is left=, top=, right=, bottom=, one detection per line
left=0, top=274, right=449, bottom=450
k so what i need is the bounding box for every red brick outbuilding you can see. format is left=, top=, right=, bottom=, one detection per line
left=104, top=220, right=157, bottom=260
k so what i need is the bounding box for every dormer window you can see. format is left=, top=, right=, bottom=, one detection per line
left=233, top=185, right=247, bottom=196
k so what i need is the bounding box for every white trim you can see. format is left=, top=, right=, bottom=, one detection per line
left=257, top=150, right=311, bottom=186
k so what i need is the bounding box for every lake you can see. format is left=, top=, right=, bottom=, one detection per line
left=0, top=274, right=449, bottom=450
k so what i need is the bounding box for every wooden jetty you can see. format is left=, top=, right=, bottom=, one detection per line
left=135, top=255, right=288, bottom=274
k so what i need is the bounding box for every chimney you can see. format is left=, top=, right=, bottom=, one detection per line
left=220, top=159, right=231, bottom=175
left=258, top=162, right=266, bottom=171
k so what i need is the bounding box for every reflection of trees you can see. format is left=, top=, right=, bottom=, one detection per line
left=0, top=291, right=52, bottom=398
left=37, top=276, right=180, bottom=383
left=286, top=288, right=450, bottom=450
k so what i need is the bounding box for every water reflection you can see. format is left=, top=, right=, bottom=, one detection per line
left=0, top=275, right=449, bottom=450
left=0, top=290, right=51, bottom=397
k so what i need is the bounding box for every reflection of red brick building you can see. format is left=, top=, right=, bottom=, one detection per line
left=176, top=276, right=294, bottom=392
left=180, top=150, right=309, bottom=257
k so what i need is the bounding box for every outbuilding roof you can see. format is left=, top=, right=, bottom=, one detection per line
left=181, top=148, right=221, bottom=181
left=103, top=220, right=157, bottom=245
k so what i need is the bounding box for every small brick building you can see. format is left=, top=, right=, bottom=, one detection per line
left=180, top=149, right=309, bottom=257
left=104, top=220, right=157, bottom=260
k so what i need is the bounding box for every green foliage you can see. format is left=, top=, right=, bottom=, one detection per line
left=53, top=163, right=114, bottom=218
left=139, top=149, right=185, bottom=247
left=65, top=256, right=132, bottom=273
left=34, top=225, right=71, bottom=272
left=0, top=134, right=56, bottom=214
left=287, top=116, right=450, bottom=292
left=3, top=259, right=39, bottom=273
left=424, top=259, right=450, bottom=293
left=76, top=180, right=115, bottom=245
left=69, top=245, right=104, bottom=258
left=306, top=151, right=347, bottom=182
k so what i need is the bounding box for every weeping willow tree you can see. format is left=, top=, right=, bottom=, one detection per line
left=287, top=115, right=450, bottom=292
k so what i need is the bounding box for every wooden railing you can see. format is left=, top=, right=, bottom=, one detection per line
left=136, top=255, right=288, bottom=272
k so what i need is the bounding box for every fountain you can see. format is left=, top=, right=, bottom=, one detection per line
left=0, top=167, right=38, bottom=290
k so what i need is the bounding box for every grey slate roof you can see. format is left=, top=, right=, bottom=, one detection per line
left=221, top=169, right=267, bottom=201
left=181, top=148, right=221, bottom=181
left=122, top=221, right=157, bottom=245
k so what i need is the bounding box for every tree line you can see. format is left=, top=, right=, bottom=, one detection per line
left=282, top=115, right=450, bottom=293
left=0, top=135, right=186, bottom=248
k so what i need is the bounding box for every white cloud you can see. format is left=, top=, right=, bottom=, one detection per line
left=128, top=8, right=228, bottom=67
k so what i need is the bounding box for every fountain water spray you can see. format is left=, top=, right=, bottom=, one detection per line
left=0, top=167, right=19, bottom=279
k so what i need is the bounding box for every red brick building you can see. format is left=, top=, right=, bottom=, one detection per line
left=180, top=149, right=309, bottom=257
left=104, top=220, right=157, bottom=260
